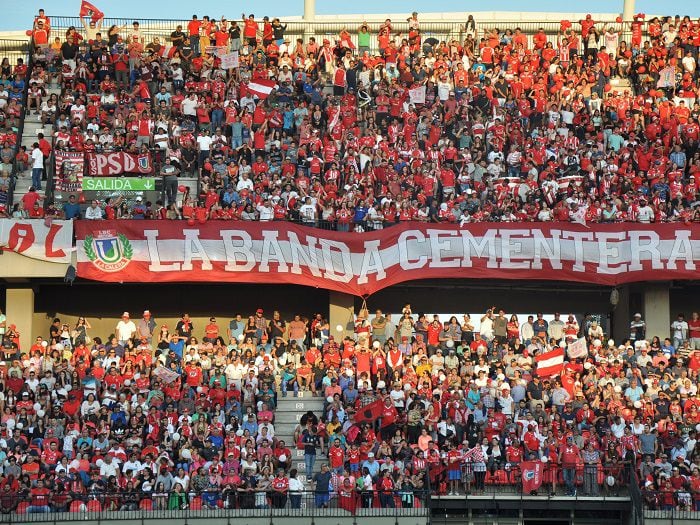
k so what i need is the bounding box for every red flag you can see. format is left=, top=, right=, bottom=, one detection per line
left=535, top=347, right=565, bottom=378
left=353, top=399, right=384, bottom=424
left=521, top=461, right=543, bottom=493
left=79, top=1, right=105, bottom=23
left=246, top=79, right=277, bottom=99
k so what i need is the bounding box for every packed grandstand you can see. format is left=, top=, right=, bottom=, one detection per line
left=9, top=9, right=700, bottom=224
left=0, top=5, right=698, bottom=518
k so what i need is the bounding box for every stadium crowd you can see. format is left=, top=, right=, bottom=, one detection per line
left=0, top=304, right=698, bottom=513
left=17, top=10, right=700, bottom=224
left=0, top=54, right=27, bottom=214
left=0, top=7, right=696, bottom=515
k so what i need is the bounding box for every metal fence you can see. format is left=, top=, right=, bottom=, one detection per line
left=0, top=38, right=30, bottom=68
left=0, top=489, right=429, bottom=523
left=44, top=16, right=641, bottom=54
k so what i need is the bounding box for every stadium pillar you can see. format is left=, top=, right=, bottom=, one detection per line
left=5, top=288, right=34, bottom=353
left=329, top=291, right=355, bottom=340
left=303, top=0, right=316, bottom=21
left=622, top=0, right=635, bottom=21
left=303, top=0, right=316, bottom=39
left=611, top=285, right=630, bottom=344
left=643, top=282, right=670, bottom=341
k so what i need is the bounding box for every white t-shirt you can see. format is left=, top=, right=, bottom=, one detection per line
left=181, top=97, right=198, bottom=116
left=116, top=320, right=136, bottom=341
left=31, top=148, right=44, bottom=169
left=196, top=135, right=212, bottom=151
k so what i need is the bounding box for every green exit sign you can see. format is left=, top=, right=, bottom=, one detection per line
left=82, top=177, right=157, bottom=191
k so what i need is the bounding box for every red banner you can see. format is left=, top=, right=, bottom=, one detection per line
left=521, top=461, right=543, bottom=493
left=74, top=221, right=700, bottom=296
left=86, top=152, right=153, bottom=176
left=0, top=219, right=73, bottom=263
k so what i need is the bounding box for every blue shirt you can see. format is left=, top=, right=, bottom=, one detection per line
left=169, top=339, right=184, bottom=358
left=362, top=459, right=380, bottom=477
left=63, top=202, right=80, bottom=219
left=353, top=206, right=368, bottom=222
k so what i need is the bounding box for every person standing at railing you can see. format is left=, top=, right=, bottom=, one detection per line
left=80, top=16, right=103, bottom=43
left=559, top=435, right=580, bottom=497
left=581, top=441, right=601, bottom=496
left=27, top=478, right=51, bottom=513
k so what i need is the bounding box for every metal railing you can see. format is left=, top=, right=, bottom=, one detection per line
left=640, top=491, right=700, bottom=518
left=5, top=37, right=33, bottom=210
left=44, top=15, right=642, bottom=53
left=0, top=489, right=429, bottom=523
left=0, top=38, right=30, bottom=68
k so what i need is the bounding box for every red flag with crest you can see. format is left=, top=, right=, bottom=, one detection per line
left=521, top=461, right=543, bottom=493
left=79, top=1, right=105, bottom=23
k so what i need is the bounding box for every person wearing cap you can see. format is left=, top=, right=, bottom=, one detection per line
left=115, top=312, right=136, bottom=344
left=130, top=196, right=147, bottom=219
left=630, top=313, right=646, bottom=342
left=136, top=310, right=156, bottom=342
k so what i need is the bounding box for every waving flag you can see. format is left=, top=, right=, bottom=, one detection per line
left=79, top=0, right=105, bottom=23
left=247, top=79, right=277, bottom=99
left=353, top=399, right=384, bottom=425
left=521, top=461, right=543, bottom=493
left=158, top=46, right=177, bottom=59
left=408, top=85, right=426, bottom=105
left=535, top=347, right=565, bottom=377
left=567, top=337, right=588, bottom=359
left=557, top=175, right=584, bottom=194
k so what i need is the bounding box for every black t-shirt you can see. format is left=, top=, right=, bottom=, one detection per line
left=526, top=381, right=543, bottom=400
left=268, top=320, right=286, bottom=340
left=313, top=470, right=332, bottom=493
left=61, top=42, right=79, bottom=59
left=180, top=45, right=193, bottom=59
left=171, top=30, right=185, bottom=47
left=303, top=432, right=319, bottom=455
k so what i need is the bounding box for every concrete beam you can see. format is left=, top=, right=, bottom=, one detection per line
left=643, top=282, right=670, bottom=342
left=6, top=288, right=34, bottom=352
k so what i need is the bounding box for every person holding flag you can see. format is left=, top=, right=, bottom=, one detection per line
left=79, top=1, right=105, bottom=41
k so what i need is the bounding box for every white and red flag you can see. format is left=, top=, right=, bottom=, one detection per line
left=535, top=347, right=565, bottom=377
left=247, top=79, right=277, bottom=99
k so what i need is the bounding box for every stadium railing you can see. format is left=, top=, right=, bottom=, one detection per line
left=42, top=16, right=640, bottom=55
left=0, top=489, right=429, bottom=522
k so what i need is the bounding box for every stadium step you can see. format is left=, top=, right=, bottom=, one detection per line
left=609, top=76, right=632, bottom=95
left=273, top=394, right=327, bottom=478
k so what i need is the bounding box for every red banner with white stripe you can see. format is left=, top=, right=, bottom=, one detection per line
left=535, top=347, right=565, bottom=377
left=245, top=79, right=276, bottom=99
left=74, top=222, right=700, bottom=296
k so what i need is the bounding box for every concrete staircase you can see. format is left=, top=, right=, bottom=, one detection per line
left=609, top=76, right=633, bottom=95
left=274, top=393, right=327, bottom=483
left=13, top=85, right=62, bottom=207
